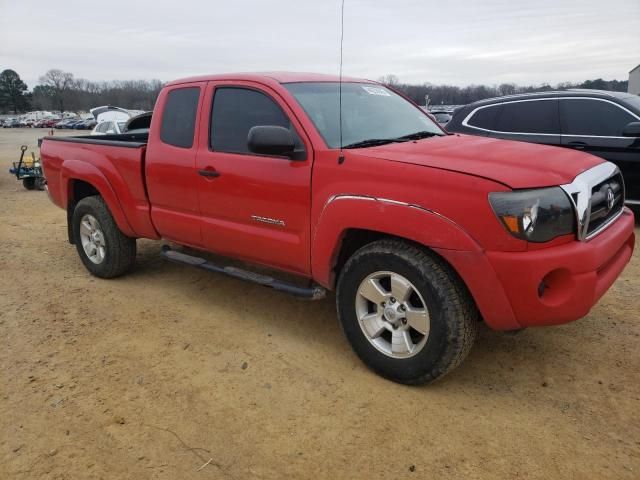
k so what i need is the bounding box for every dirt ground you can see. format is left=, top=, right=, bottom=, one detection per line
left=0, top=128, right=638, bottom=480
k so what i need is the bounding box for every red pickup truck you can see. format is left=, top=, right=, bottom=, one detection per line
left=41, top=72, right=635, bottom=384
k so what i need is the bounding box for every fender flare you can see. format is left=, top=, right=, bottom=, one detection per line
left=311, top=195, right=518, bottom=329
left=311, top=195, right=482, bottom=287
left=61, top=159, right=135, bottom=237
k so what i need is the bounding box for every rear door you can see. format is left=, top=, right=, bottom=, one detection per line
left=145, top=82, right=205, bottom=246
left=194, top=81, right=313, bottom=275
left=560, top=98, right=640, bottom=202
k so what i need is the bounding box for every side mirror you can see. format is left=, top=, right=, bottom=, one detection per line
left=248, top=125, right=295, bottom=157
left=622, top=121, right=640, bottom=137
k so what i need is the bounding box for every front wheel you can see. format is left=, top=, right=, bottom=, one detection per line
left=336, top=239, right=478, bottom=385
left=72, top=195, right=136, bottom=278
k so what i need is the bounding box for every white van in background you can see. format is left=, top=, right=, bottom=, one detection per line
left=90, top=106, right=145, bottom=135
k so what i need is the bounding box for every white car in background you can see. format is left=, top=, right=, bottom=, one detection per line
left=90, top=106, right=144, bottom=136
left=91, top=120, right=128, bottom=135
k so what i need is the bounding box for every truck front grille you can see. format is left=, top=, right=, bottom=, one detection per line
left=560, top=163, right=625, bottom=241
left=586, top=172, right=624, bottom=237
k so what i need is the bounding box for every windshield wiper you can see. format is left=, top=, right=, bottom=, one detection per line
left=393, top=131, right=441, bottom=141
left=342, top=138, right=402, bottom=149
left=342, top=131, right=440, bottom=149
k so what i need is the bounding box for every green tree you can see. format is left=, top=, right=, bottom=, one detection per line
left=0, top=69, right=30, bottom=113
left=31, top=85, right=57, bottom=110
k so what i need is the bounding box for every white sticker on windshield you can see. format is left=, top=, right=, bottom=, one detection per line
left=362, top=86, right=391, bottom=96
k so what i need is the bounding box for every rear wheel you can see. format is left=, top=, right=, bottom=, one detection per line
left=22, top=177, right=36, bottom=190
left=72, top=196, right=136, bottom=278
left=336, top=239, right=478, bottom=385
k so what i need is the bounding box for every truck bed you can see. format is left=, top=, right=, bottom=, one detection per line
left=40, top=133, right=158, bottom=239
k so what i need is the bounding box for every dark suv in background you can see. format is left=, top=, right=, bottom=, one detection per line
left=446, top=90, right=640, bottom=204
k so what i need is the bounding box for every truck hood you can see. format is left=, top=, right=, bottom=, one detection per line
left=358, top=134, right=604, bottom=189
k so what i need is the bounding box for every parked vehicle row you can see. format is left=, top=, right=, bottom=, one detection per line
left=0, top=117, right=121, bottom=131
left=1, top=118, right=21, bottom=128
left=0, top=117, right=95, bottom=129
left=1, top=116, right=102, bottom=129
left=34, top=118, right=63, bottom=128
left=52, top=118, right=96, bottom=130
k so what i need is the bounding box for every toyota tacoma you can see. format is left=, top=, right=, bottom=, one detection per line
left=40, top=73, right=635, bottom=384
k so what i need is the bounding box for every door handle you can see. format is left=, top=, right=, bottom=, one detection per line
left=198, top=168, right=220, bottom=178
left=567, top=141, right=587, bottom=150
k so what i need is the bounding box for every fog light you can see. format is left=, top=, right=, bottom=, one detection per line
left=538, top=281, right=546, bottom=298
left=538, top=269, right=575, bottom=306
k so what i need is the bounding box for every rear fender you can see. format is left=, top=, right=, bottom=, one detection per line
left=61, top=159, right=135, bottom=237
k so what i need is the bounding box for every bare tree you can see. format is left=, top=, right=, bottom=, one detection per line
left=498, top=83, right=517, bottom=96
left=39, top=69, right=75, bottom=113
left=378, top=74, right=400, bottom=87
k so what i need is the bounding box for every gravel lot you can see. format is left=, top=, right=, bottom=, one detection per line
left=1, top=128, right=639, bottom=479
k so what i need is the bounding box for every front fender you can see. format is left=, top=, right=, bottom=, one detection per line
left=61, top=159, right=135, bottom=237
left=311, top=195, right=518, bottom=330
left=312, top=195, right=482, bottom=286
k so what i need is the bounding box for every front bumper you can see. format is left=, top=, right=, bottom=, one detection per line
left=437, top=208, right=635, bottom=330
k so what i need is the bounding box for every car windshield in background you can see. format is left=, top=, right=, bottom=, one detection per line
left=284, top=82, right=443, bottom=149
left=622, top=94, right=640, bottom=113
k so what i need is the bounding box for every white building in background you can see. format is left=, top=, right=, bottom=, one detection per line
left=629, top=64, right=640, bottom=95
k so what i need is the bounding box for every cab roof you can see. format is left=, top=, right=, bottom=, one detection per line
left=166, top=72, right=376, bottom=86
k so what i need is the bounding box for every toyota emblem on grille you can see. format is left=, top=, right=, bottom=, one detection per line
left=606, top=187, right=615, bottom=211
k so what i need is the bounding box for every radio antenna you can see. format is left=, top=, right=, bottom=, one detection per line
left=338, top=0, right=346, bottom=164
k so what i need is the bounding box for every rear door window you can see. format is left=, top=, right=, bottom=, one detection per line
left=560, top=98, right=637, bottom=136
left=494, top=99, right=559, bottom=134
left=160, top=87, right=200, bottom=148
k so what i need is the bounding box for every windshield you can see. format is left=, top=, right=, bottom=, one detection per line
left=622, top=94, right=640, bottom=114
left=284, top=82, right=443, bottom=149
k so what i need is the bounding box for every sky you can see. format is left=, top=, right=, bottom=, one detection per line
left=1, top=0, right=639, bottom=89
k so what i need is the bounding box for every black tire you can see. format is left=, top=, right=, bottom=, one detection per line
left=72, top=195, right=136, bottom=278
left=35, top=177, right=46, bottom=191
left=336, top=239, right=478, bottom=385
left=22, top=177, right=36, bottom=190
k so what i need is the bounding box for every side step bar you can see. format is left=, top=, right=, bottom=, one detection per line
left=161, top=246, right=327, bottom=300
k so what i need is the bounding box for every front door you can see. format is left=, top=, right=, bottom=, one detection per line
left=194, top=81, right=313, bottom=275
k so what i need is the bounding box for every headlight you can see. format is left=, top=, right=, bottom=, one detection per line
left=489, top=187, right=575, bottom=243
